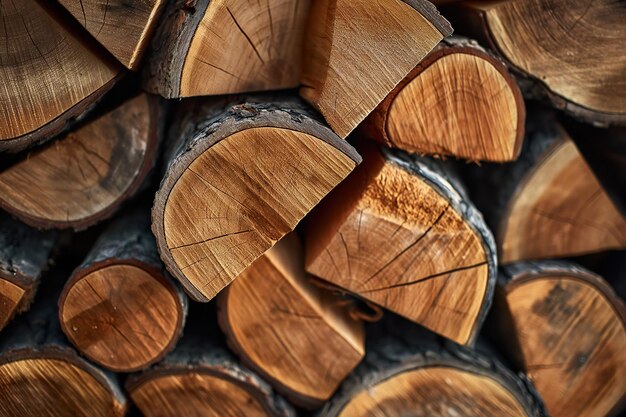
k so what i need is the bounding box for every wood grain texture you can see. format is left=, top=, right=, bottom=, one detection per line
left=0, top=93, right=161, bottom=230
left=452, top=0, right=626, bottom=125
left=361, top=36, right=525, bottom=162
left=57, top=0, right=166, bottom=69
left=305, top=144, right=496, bottom=345
left=59, top=209, right=187, bottom=372
left=218, top=233, right=364, bottom=407
left=143, top=0, right=309, bottom=97
left=300, top=0, right=452, bottom=138
left=0, top=0, right=121, bottom=152
left=152, top=95, right=361, bottom=302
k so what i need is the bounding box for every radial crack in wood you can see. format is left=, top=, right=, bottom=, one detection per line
left=304, top=143, right=496, bottom=345
left=152, top=95, right=361, bottom=302
left=218, top=233, right=364, bottom=407
left=0, top=93, right=161, bottom=230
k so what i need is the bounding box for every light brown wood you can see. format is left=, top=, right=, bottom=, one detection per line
left=0, top=94, right=159, bottom=230
left=0, top=357, right=125, bottom=417
left=500, top=133, right=626, bottom=263
left=219, top=234, right=364, bottom=407
left=57, top=0, right=165, bottom=69
left=300, top=0, right=452, bottom=138
left=0, top=0, right=120, bottom=151
left=0, top=281, right=26, bottom=330
left=337, top=367, right=529, bottom=417
left=498, top=264, right=626, bottom=417
left=362, top=37, right=525, bottom=162
left=60, top=264, right=182, bottom=372
left=305, top=145, right=495, bottom=345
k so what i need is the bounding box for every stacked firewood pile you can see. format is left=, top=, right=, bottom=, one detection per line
left=1, top=1, right=625, bottom=416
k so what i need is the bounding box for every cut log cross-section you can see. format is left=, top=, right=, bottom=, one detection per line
left=143, top=0, right=310, bottom=97
left=0, top=93, right=161, bottom=230
left=450, top=0, right=626, bottom=125
left=218, top=233, right=364, bottom=408
left=152, top=95, right=361, bottom=302
left=300, top=0, right=452, bottom=138
left=57, top=0, right=166, bottom=69
left=361, top=36, right=525, bottom=162
left=59, top=208, right=188, bottom=372
left=0, top=0, right=121, bottom=152
left=491, top=262, right=626, bottom=417
left=0, top=218, right=57, bottom=331
left=305, top=143, right=496, bottom=345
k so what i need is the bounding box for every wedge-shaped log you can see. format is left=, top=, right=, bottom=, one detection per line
left=468, top=110, right=626, bottom=263
left=126, top=310, right=296, bottom=417
left=319, top=326, right=546, bottom=417
left=59, top=207, right=188, bottom=372
left=305, top=143, right=496, bottom=345
left=0, top=0, right=121, bottom=152
left=218, top=233, right=364, bottom=408
left=0, top=94, right=161, bottom=230
left=0, top=273, right=126, bottom=417
left=361, top=36, right=525, bottom=162
left=58, top=0, right=166, bottom=69
left=143, top=0, right=310, bottom=97
left=491, top=262, right=626, bottom=417
left=152, top=95, right=361, bottom=302
left=449, top=0, right=626, bottom=126
left=300, top=0, right=452, bottom=138
left=0, top=218, right=56, bottom=331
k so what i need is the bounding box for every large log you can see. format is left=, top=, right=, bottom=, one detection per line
left=57, top=0, right=166, bottom=69
left=300, top=0, right=452, bottom=138
left=360, top=36, right=525, bottom=162
left=217, top=233, right=364, bottom=408
left=305, top=142, right=496, bottom=345
left=0, top=218, right=57, bottom=331
left=0, top=272, right=126, bottom=417
left=466, top=109, right=626, bottom=263
left=447, top=0, right=626, bottom=126
left=490, top=261, right=626, bottom=417
left=152, top=94, right=361, bottom=302
left=143, top=0, right=310, bottom=98
left=126, top=305, right=296, bottom=417
left=319, top=323, right=546, bottom=417
left=0, top=0, right=121, bottom=152
left=59, top=207, right=188, bottom=372
left=0, top=93, right=162, bottom=230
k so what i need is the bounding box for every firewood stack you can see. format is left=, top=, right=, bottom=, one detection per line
left=1, top=1, right=624, bottom=416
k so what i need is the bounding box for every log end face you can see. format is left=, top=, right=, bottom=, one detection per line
left=0, top=279, right=27, bottom=331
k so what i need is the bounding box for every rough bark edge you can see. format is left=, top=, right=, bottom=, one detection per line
left=0, top=75, right=121, bottom=153
left=141, top=0, right=210, bottom=98
left=360, top=35, right=526, bottom=162
left=0, top=94, right=164, bottom=231
left=318, top=329, right=546, bottom=417
left=382, top=147, right=498, bottom=346
left=402, top=0, right=453, bottom=37
left=152, top=93, right=361, bottom=302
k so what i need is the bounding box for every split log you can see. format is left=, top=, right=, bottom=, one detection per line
left=304, top=142, right=496, bottom=345
left=143, top=0, right=309, bottom=98
left=152, top=94, right=361, bottom=302
left=300, top=0, right=452, bottom=138
left=217, top=233, right=364, bottom=408
left=0, top=0, right=121, bottom=152
left=0, top=93, right=162, bottom=230
left=360, top=36, right=525, bottom=162
left=491, top=261, right=626, bottom=417
left=0, top=218, right=57, bottom=331
left=467, top=109, right=626, bottom=263
left=126, top=307, right=296, bottom=417
left=0, top=273, right=126, bottom=417
left=59, top=207, right=188, bottom=372
left=448, top=0, right=626, bottom=126
left=319, top=326, right=546, bottom=417
left=57, top=0, right=166, bottom=69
